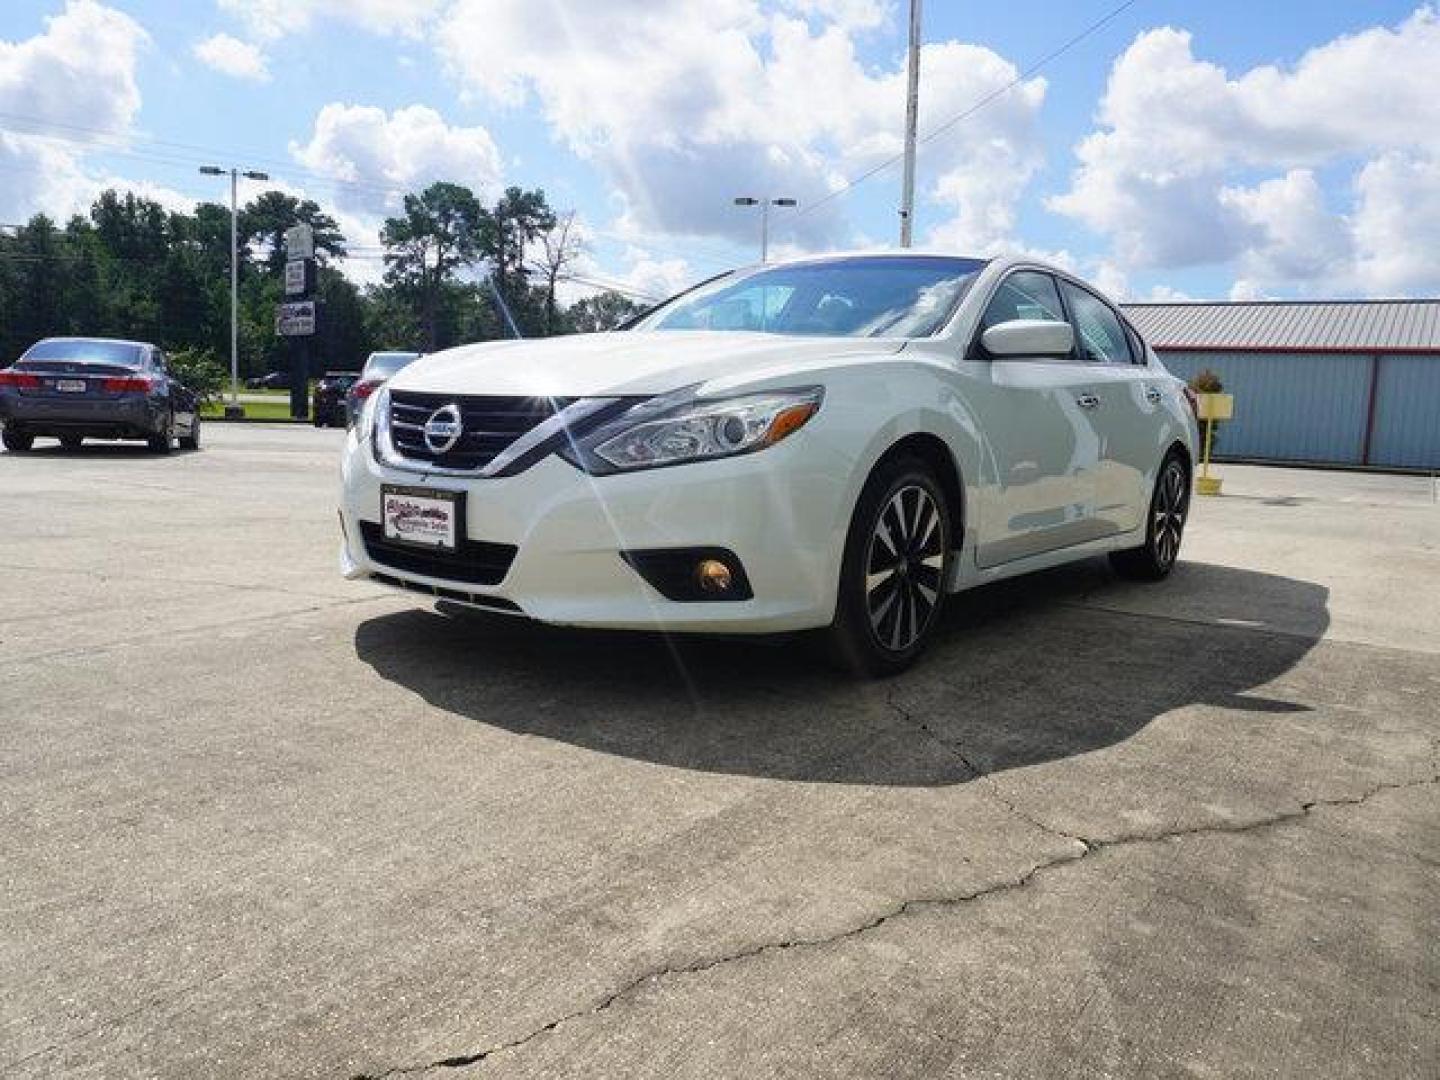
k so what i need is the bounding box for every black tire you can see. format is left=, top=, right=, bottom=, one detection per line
left=1110, top=453, right=1190, bottom=581
left=3, top=427, right=34, bottom=453
left=147, top=414, right=173, bottom=454
left=178, top=415, right=201, bottom=451
left=59, top=434, right=83, bottom=451
left=828, top=455, right=953, bottom=677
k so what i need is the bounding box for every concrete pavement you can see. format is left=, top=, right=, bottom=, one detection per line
left=1, top=426, right=1435, bottom=1078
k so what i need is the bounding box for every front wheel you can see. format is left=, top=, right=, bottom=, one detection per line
left=1110, top=453, right=1190, bottom=580
left=828, top=456, right=952, bottom=677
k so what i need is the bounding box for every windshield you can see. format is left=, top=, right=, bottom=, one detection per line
left=636, top=256, right=988, bottom=338
left=365, top=352, right=419, bottom=377
left=22, top=339, right=145, bottom=366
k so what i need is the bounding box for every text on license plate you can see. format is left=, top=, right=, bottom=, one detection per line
left=381, top=486, right=458, bottom=551
left=56, top=379, right=87, bottom=393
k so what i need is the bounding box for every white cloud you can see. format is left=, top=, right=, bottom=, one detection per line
left=0, top=1, right=148, bottom=222
left=0, top=0, right=147, bottom=137
left=434, top=1, right=1044, bottom=253
left=1349, top=151, right=1440, bottom=295
left=193, top=33, right=270, bottom=81
left=290, top=103, right=504, bottom=217
left=217, top=0, right=441, bottom=40
left=1051, top=10, right=1440, bottom=295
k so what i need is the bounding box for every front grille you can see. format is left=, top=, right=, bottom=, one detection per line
left=388, top=391, right=573, bottom=472
left=359, top=521, right=517, bottom=586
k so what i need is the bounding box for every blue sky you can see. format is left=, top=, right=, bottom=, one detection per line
left=1, top=1, right=1437, bottom=301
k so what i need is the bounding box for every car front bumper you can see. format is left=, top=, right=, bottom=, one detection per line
left=338, top=429, right=849, bottom=633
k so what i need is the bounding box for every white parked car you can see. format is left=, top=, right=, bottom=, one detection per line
left=340, top=253, right=1197, bottom=674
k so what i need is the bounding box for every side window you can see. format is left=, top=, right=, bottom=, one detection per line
left=1059, top=281, right=1131, bottom=365
left=152, top=350, right=167, bottom=373
left=979, top=270, right=1066, bottom=333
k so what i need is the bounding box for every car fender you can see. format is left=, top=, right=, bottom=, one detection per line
left=789, top=360, right=986, bottom=568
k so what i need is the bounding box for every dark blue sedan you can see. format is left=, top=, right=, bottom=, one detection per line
left=0, top=337, right=200, bottom=454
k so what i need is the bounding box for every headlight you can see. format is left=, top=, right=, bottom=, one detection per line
left=357, top=385, right=387, bottom=443
left=559, top=386, right=823, bottom=474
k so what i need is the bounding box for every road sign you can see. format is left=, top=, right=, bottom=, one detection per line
left=284, top=258, right=313, bottom=296
left=275, top=301, right=316, bottom=337
left=284, top=224, right=314, bottom=260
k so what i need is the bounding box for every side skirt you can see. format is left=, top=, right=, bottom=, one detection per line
left=945, top=525, right=1147, bottom=594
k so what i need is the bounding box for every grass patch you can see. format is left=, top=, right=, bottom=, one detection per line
left=201, top=400, right=299, bottom=421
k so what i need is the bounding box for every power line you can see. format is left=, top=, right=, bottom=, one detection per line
left=796, top=0, right=1144, bottom=223
left=557, top=273, right=661, bottom=302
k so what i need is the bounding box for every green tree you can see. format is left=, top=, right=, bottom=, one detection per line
left=380, top=181, right=487, bottom=350
left=241, top=191, right=346, bottom=274
left=489, top=186, right=555, bottom=331
left=566, top=290, right=645, bottom=333
left=168, top=346, right=227, bottom=403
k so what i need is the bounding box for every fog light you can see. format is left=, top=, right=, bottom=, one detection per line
left=696, top=558, right=733, bottom=593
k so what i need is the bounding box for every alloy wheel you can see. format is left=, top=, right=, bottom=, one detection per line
left=864, top=484, right=946, bottom=652
left=1153, top=461, right=1188, bottom=569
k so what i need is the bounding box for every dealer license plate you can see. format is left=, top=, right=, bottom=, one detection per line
left=56, top=379, right=87, bottom=393
left=381, top=485, right=460, bottom=551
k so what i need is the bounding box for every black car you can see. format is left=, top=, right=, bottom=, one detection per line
left=0, top=337, right=200, bottom=454
left=312, top=371, right=359, bottom=428
left=248, top=371, right=289, bottom=390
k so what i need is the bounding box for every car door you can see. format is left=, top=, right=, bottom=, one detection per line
left=1056, top=280, right=1154, bottom=536
left=969, top=269, right=1105, bottom=569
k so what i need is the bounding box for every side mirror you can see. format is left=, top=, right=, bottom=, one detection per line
left=981, top=319, right=1074, bottom=358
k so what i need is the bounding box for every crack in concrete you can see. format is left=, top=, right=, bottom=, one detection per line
left=886, top=689, right=1095, bottom=852
left=354, top=747, right=1438, bottom=1080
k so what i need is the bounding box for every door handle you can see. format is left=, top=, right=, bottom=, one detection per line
left=1144, top=386, right=1163, bottom=403
left=1076, top=393, right=1100, bottom=409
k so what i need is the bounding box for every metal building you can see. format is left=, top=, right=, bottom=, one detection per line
left=1122, top=299, right=1440, bottom=470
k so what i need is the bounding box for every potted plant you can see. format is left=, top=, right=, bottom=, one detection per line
left=1188, top=369, right=1232, bottom=495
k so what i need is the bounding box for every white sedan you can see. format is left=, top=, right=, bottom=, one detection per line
left=339, top=253, right=1197, bottom=674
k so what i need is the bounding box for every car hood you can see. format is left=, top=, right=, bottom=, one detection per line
left=386, top=331, right=905, bottom=398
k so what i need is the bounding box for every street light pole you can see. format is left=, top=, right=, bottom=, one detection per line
left=199, top=165, right=269, bottom=417
left=733, top=196, right=797, bottom=263
left=899, top=0, right=923, bottom=247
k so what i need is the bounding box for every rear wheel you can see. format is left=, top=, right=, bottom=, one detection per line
left=147, top=414, right=173, bottom=454
left=3, top=427, right=33, bottom=453
left=178, top=414, right=201, bottom=451
left=58, top=434, right=83, bottom=451
left=828, top=456, right=952, bottom=677
left=1110, top=453, right=1190, bottom=580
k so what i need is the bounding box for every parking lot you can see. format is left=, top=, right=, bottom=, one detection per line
left=2, top=424, right=1437, bottom=1078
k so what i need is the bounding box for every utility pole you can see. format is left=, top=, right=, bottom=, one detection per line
left=733, top=196, right=798, bottom=263
left=199, top=165, right=269, bottom=417
left=899, top=0, right=923, bottom=247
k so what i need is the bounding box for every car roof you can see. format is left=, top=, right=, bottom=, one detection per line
left=736, top=249, right=996, bottom=272
left=33, top=336, right=156, bottom=349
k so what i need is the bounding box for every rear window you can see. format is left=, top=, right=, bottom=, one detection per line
left=22, top=340, right=145, bottom=367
